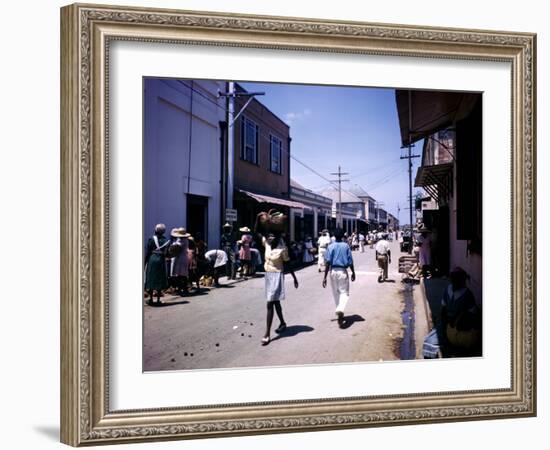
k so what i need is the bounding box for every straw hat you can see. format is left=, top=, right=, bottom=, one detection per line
left=171, top=227, right=190, bottom=238
left=239, top=226, right=251, bottom=233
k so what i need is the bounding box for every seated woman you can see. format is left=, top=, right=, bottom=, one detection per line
left=438, top=267, right=482, bottom=357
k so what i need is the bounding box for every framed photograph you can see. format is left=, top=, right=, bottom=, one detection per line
left=60, top=3, right=536, bottom=446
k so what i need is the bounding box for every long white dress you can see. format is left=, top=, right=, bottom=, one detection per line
left=302, top=240, right=314, bottom=263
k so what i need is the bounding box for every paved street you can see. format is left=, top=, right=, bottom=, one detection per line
left=144, top=240, right=427, bottom=371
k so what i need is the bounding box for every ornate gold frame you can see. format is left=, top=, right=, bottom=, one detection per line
left=60, top=3, right=536, bottom=446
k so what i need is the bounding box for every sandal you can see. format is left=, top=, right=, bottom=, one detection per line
left=261, top=336, right=271, bottom=346
left=275, top=323, right=287, bottom=334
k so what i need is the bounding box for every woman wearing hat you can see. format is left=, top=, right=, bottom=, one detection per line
left=439, top=267, right=481, bottom=356
left=168, top=227, right=191, bottom=296
left=144, top=224, right=170, bottom=305
left=237, top=226, right=253, bottom=278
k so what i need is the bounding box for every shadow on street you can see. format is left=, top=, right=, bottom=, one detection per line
left=146, top=299, right=190, bottom=308
left=271, top=324, right=314, bottom=341
left=339, top=314, right=365, bottom=329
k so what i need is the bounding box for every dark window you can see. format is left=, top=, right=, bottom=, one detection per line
left=456, top=97, right=482, bottom=252
left=240, top=117, right=259, bottom=164
left=270, top=135, right=282, bottom=174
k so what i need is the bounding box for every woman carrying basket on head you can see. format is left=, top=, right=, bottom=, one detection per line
left=261, top=232, right=299, bottom=346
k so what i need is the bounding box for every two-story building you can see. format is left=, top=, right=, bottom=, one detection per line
left=348, top=184, right=378, bottom=231
left=377, top=208, right=388, bottom=229
left=317, top=187, right=366, bottom=235
left=231, top=83, right=305, bottom=232
left=388, top=213, right=400, bottom=231
left=289, top=179, right=333, bottom=241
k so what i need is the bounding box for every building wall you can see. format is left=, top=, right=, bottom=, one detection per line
left=143, top=78, right=224, bottom=249
left=233, top=86, right=290, bottom=198
left=448, top=163, right=482, bottom=304
left=449, top=203, right=483, bottom=304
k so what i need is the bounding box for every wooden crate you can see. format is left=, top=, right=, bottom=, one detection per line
left=398, top=255, right=418, bottom=273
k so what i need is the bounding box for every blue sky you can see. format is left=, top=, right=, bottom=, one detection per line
left=241, top=81, right=422, bottom=223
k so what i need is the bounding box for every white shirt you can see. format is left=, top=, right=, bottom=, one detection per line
left=318, top=235, right=331, bottom=248
left=375, top=239, right=390, bottom=255
left=205, top=249, right=228, bottom=268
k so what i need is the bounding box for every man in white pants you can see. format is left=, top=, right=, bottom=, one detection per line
left=317, top=229, right=331, bottom=272
left=322, top=228, right=356, bottom=328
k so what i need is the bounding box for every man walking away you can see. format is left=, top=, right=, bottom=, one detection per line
left=358, top=232, right=365, bottom=253
left=317, top=229, right=331, bottom=273
left=322, top=228, right=356, bottom=328
left=375, top=233, right=391, bottom=282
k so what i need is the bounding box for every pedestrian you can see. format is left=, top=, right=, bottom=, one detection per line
left=187, top=237, right=201, bottom=290
left=144, top=223, right=170, bottom=305
left=317, top=229, right=331, bottom=273
left=416, top=225, right=433, bottom=278
left=322, top=228, right=356, bottom=328
left=220, top=222, right=236, bottom=280
left=353, top=232, right=360, bottom=251
left=369, top=231, right=375, bottom=249
left=302, top=236, right=315, bottom=264
left=438, top=267, right=481, bottom=356
left=237, top=226, right=253, bottom=277
left=358, top=231, right=365, bottom=253
left=204, top=249, right=228, bottom=287
left=261, top=233, right=299, bottom=345
left=375, top=232, right=392, bottom=282
left=168, top=227, right=191, bottom=296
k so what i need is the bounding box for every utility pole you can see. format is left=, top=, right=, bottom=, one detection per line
left=401, top=145, right=420, bottom=252
left=219, top=83, right=265, bottom=211
left=330, top=165, right=349, bottom=228
left=401, top=90, right=420, bottom=253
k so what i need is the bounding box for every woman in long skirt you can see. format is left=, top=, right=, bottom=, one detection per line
left=168, top=227, right=191, bottom=296
left=261, top=233, right=299, bottom=345
left=302, top=236, right=315, bottom=264
left=238, top=227, right=253, bottom=277
left=144, top=224, right=170, bottom=305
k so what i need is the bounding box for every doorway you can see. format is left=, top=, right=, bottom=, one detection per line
left=186, top=194, right=209, bottom=241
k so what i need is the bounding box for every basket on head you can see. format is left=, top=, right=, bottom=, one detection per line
left=255, top=209, right=287, bottom=233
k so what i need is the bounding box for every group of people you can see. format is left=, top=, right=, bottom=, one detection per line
left=144, top=224, right=229, bottom=305
left=316, top=228, right=393, bottom=283
left=145, top=220, right=480, bottom=355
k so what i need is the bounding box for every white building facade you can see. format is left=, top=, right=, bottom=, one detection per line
left=143, top=78, right=225, bottom=249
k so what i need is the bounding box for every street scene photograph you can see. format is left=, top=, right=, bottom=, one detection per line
left=142, top=77, right=483, bottom=372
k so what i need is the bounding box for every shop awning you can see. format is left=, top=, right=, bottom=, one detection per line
left=414, top=163, right=453, bottom=202
left=238, top=189, right=308, bottom=209
left=395, top=90, right=480, bottom=146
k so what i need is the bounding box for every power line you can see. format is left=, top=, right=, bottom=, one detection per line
left=174, top=79, right=402, bottom=208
